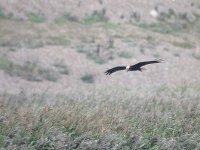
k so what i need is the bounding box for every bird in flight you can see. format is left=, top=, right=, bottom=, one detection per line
left=105, top=59, right=163, bottom=75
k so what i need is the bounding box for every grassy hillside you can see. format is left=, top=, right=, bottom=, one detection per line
left=0, top=1, right=200, bottom=149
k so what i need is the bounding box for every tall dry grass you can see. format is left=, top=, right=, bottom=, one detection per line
left=0, top=85, right=200, bottom=149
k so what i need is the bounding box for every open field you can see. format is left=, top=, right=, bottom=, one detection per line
left=0, top=0, right=200, bottom=149
left=1, top=86, right=200, bottom=149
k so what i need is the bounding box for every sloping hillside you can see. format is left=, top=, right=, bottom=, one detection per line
left=0, top=7, right=200, bottom=94
left=0, top=1, right=200, bottom=149
left=1, top=0, right=200, bottom=23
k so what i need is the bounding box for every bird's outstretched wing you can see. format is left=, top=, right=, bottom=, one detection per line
left=132, top=59, right=163, bottom=68
left=105, top=66, right=126, bottom=75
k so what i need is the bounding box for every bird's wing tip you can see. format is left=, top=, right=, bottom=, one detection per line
left=104, top=71, right=110, bottom=75
left=156, top=59, right=164, bottom=62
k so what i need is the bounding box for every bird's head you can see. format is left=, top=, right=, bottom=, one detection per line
left=126, top=66, right=130, bottom=72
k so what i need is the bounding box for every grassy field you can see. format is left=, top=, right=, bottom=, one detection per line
left=0, top=1, right=200, bottom=149
left=0, top=86, right=200, bottom=149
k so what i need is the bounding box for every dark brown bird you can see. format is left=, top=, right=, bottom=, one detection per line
left=105, top=59, right=163, bottom=75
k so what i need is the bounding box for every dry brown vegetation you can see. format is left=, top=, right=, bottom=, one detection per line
left=0, top=0, right=200, bottom=149
left=1, top=86, right=200, bottom=149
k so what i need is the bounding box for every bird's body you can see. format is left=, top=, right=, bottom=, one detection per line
left=105, top=59, right=163, bottom=75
